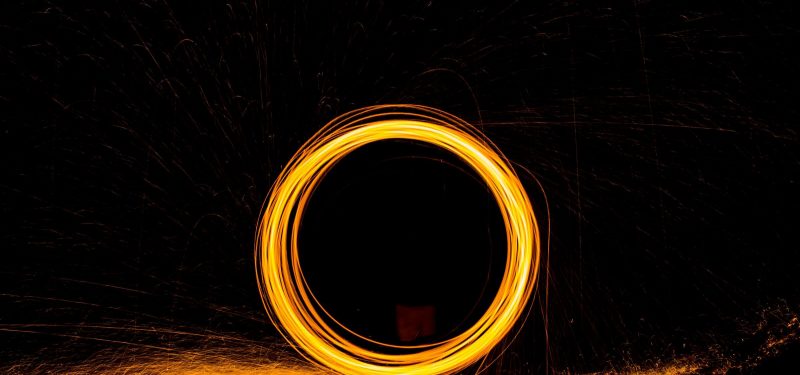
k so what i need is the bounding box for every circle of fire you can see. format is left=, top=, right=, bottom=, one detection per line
left=256, top=104, right=541, bottom=374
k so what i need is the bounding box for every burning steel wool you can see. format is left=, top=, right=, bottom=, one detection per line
left=3, top=1, right=799, bottom=373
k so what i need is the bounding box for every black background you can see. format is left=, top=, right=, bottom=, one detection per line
left=1, top=0, right=799, bottom=373
left=299, top=139, right=509, bottom=346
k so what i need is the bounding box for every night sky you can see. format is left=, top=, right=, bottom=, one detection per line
left=2, top=0, right=799, bottom=373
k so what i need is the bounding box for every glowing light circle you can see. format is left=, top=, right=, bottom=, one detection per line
left=256, top=104, right=540, bottom=374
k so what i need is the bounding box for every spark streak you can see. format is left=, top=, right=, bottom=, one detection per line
left=255, top=104, right=541, bottom=374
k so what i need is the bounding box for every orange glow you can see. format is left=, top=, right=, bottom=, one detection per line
left=255, top=104, right=541, bottom=374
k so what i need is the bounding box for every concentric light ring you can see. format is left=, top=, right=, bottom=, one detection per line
left=256, top=104, right=540, bottom=374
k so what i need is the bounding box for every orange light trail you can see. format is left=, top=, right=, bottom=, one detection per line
left=255, top=104, right=541, bottom=374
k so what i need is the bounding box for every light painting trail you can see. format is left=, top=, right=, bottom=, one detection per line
left=255, top=104, right=541, bottom=374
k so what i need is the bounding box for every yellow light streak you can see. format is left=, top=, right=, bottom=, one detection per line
left=255, top=104, right=541, bottom=374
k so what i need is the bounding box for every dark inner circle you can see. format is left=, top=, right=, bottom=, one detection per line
left=298, top=139, right=507, bottom=346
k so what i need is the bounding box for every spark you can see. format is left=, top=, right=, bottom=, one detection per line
left=255, top=104, right=542, bottom=374
left=3, top=345, right=321, bottom=375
